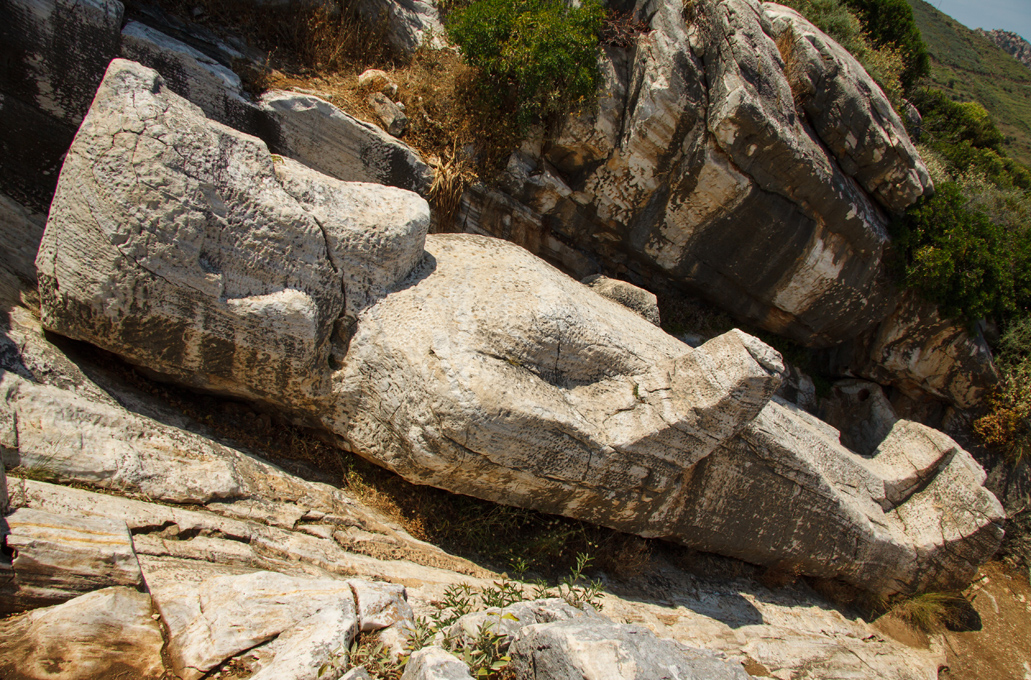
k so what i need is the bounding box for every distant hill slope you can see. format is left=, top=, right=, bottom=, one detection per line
left=907, top=0, right=1031, bottom=166
left=977, top=28, right=1031, bottom=71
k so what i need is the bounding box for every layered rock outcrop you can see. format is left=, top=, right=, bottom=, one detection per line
left=977, top=28, right=1031, bottom=71
left=460, top=0, right=929, bottom=350
left=34, top=59, right=1004, bottom=596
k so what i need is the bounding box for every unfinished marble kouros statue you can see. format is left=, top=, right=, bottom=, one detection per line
left=36, top=59, right=1005, bottom=596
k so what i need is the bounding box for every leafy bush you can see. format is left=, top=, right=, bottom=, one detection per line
left=890, top=181, right=1026, bottom=327
left=918, top=92, right=1005, bottom=149
left=841, top=0, right=929, bottom=89
left=446, top=0, right=605, bottom=130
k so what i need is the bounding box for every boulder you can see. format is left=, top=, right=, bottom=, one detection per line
left=509, top=616, right=750, bottom=680
left=36, top=59, right=429, bottom=411
left=369, top=92, right=409, bottom=137
left=581, top=274, right=661, bottom=326
left=344, top=669, right=374, bottom=680
left=401, top=646, right=475, bottom=680
left=260, top=90, right=433, bottom=194
left=245, top=603, right=356, bottom=680
left=349, top=579, right=415, bottom=632
left=359, top=69, right=399, bottom=97
left=443, top=598, right=587, bottom=651
left=0, top=508, right=143, bottom=614
left=151, top=570, right=357, bottom=680
left=763, top=3, right=932, bottom=213
left=0, top=586, right=165, bottom=680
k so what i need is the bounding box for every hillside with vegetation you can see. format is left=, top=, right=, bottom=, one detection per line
left=907, top=0, right=1031, bottom=166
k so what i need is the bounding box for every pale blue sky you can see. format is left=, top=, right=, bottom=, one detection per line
left=930, top=0, right=1031, bottom=43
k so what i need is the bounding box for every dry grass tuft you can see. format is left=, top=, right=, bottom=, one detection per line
left=882, top=592, right=969, bottom=633
left=427, top=151, right=473, bottom=232
left=775, top=28, right=812, bottom=113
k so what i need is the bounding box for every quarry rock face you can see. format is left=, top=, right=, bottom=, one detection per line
left=34, top=60, right=1005, bottom=597
left=0, top=508, right=143, bottom=614
left=826, top=292, right=1000, bottom=409
left=763, top=4, right=931, bottom=213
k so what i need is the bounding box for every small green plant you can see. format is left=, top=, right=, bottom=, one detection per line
left=434, top=583, right=478, bottom=628
left=449, top=612, right=518, bottom=679
left=446, top=0, right=605, bottom=131
left=553, top=552, right=605, bottom=610
left=480, top=579, right=526, bottom=609
left=346, top=636, right=406, bottom=680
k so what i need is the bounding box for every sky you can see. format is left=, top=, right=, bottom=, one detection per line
left=929, top=0, right=1031, bottom=43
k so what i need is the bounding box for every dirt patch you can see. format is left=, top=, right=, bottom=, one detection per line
left=938, top=562, right=1031, bottom=679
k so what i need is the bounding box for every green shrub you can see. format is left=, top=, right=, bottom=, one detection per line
left=914, top=89, right=1004, bottom=149
left=912, top=88, right=1031, bottom=190
left=446, top=0, right=605, bottom=131
left=841, top=0, right=929, bottom=89
left=890, top=181, right=1025, bottom=326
